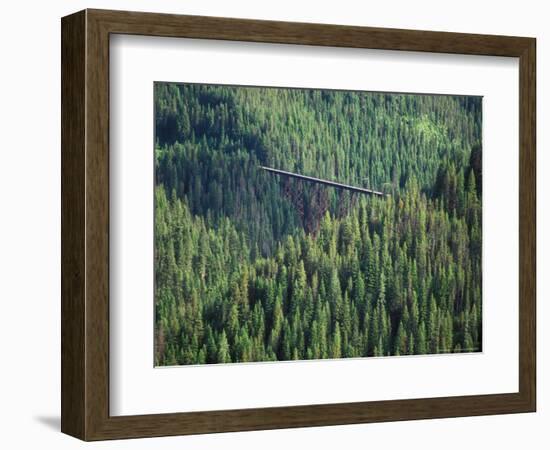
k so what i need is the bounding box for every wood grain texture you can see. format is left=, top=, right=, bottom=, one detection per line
left=518, top=39, right=536, bottom=410
left=90, top=8, right=532, bottom=56
left=61, top=10, right=86, bottom=439
left=61, top=8, right=537, bottom=441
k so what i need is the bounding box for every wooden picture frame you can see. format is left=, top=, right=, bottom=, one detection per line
left=61, top=8, right=536, bottom=441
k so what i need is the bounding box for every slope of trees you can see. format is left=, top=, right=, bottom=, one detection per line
left=154, top=83, right=482, bottom=366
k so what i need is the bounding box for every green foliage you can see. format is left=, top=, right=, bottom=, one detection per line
left=154, top=83, right=482, bottom=365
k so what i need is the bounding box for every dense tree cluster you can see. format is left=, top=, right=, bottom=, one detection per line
left=154, top=83, right=482, bottom=366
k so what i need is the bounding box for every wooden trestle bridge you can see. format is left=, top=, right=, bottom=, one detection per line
left=260, top=166, right=387, bottom=233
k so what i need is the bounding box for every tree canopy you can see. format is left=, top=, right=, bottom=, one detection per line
left=154, top=83, right=482, bottom=366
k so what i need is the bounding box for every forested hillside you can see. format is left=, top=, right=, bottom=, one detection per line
left=154, top=83, right=482, bottom=366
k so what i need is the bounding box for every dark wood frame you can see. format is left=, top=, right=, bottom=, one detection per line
left=61, top=8, right=536, bottom=441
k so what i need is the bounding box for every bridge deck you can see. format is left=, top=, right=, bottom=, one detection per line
left=260, top=166, right=386, bottom=196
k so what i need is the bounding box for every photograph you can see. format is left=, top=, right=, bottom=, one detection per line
left=153, top=83, right=483, bottom=366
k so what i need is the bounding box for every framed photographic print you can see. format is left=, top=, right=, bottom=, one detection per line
left=61, top=9, right=536, bottom=441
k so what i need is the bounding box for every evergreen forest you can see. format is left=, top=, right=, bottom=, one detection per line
left=154, top=83, right=482, bottom=366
